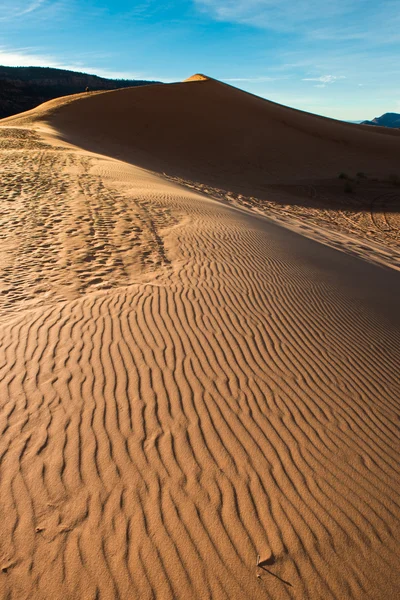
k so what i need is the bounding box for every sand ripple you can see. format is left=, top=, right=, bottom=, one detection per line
left=0, top=138, right=399, bottom=598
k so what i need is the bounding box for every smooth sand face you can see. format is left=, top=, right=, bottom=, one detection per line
left=4, top=77, right=400, bottom=187
left=0, top=80, right=399, bottom=599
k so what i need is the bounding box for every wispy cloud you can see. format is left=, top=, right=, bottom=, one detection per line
left=271, top=49, right=400, bottom=80
left=19, top=0, right=47, bottom=16
left=303, top=75, right=345, bottom=84
left=0, top=0, right=48, bottom=20
left=195, top=0, right=361, bottom=31
left=0, top=47, right=144, bottom=79
left=0, top=48, right=54, bottom=67
left=194, top=0, right=400, bottom=44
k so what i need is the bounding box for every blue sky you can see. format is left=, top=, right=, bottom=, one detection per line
left=1, top=0, right=400, bottom=119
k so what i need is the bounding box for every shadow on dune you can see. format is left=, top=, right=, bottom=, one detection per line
left=9, top=76, right=400, bottom=213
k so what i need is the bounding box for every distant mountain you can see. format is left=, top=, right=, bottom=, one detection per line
left=361, top=112, right=400, bottom=128
left=0, top=66, right=161, bottom=119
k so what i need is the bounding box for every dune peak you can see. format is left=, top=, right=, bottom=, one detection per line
left=184, top=73, right=211, bottom=82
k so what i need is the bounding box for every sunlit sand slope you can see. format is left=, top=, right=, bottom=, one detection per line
left=0, top=83, right=399, bottom=600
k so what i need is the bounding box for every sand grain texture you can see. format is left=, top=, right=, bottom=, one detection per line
left=0, top=80, right=399, bottom=600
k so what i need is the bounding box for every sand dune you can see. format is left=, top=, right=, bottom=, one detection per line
left=0, top=79, right=399, bottom=599
left=4, top=74, right=400, bottom=190
left=5, top=74, right=400, bottom=268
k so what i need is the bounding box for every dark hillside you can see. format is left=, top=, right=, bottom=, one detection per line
left=361, top=112, right=400, bottom=128
left=0, top=65, right=161, bottom=118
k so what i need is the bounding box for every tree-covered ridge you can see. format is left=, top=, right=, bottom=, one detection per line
left=0, top=66, right=161, bottom=119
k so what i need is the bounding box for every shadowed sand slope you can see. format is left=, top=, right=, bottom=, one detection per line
left=3, top=75, right=400, bottom=192
left=0, top=83, right=400, bottom=600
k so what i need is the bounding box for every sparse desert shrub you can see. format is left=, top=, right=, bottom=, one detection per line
left=356, top=171, right=366, bottom=178
left=338, top=172, right=348, bottom=179
left=344, top=181, right=354, bottom=193
left=388, top=173, right=400, bottom=186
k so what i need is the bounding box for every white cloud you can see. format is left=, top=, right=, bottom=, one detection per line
left=0, top=49, right=52, bottom=67
left=0, top=0, right=48, bottom=20
left=0, top=48, right=144, bottom=79
left=195, top=0, right=362, bottom=30
left=19, top=0, right=47, bottom=16
left=194, top=0, right=400, bottom=44
left=303, top=75, right=346, bottom=84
